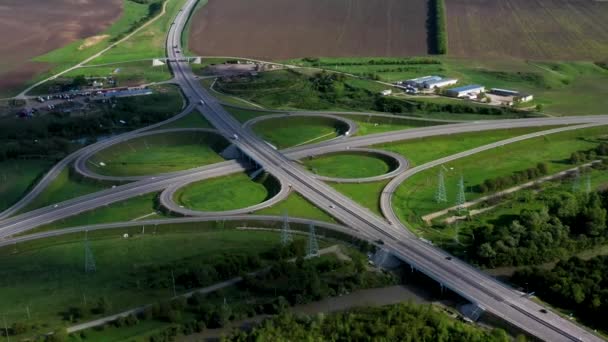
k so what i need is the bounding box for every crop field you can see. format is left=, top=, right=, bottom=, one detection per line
left=89, top=131, right=228, bottom=177
left=446, top=0, right=608, bottom=61
left=189, top=0, right=429, bottom=59
left=0, top=0, right=123, bottom=95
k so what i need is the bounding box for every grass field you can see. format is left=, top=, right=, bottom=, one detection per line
left=331, top=181, right=389, bottom=218
left=90, top=0, right=189, bottom=64
left=175, top=172, right=280, bottom=212
left=252, top=116, right=348, bottom=149
left=394, top=126, right=608, bottom=232
left=376, top=126, right=562, bottom=167
left=89, top=131, right=228, bottom=177
left=32, top=193, right=163, bottom=233
left=155, top=110, right=213, bottom=129
left=255, top=193, right=336, bottom=224
left=0, top=160, right=53, bottom=212
left=19, top=169, right=111, bottom=214
left=302, top=153, right=393, bottom=179
left=0, top=226, right=293, bottom=334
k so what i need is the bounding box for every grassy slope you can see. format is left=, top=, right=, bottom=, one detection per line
left=331, top=181, right=389, bottom=218
left=0, top=228, right=285, bottom=331
left=89, top=132, right=226, bottom=177
left=0, top=160, right=53, bottom=212
left=302, top=154, right=391, bottom=179
left=33, top=193, right=163, bottom=233
left=376, top=126, right=561, bottom=166
left=255, top=193, right=336, bottom=224
left=20, top=169, right=111, bottom=213
left=395, top=126, right=608, bottom=232
left=90, top=0, right=189, bottom=64
left=155, top=110, right=213, bottom=129
left=252, top=116, right=343, bottom=149
left=175, top=173, right=270, bottom=211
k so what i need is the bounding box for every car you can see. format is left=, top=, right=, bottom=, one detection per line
left=445, top=256, right=453, bottom=261
left=375, top=239, right=384, bottom=245
left=329, top=204, right=335, bottom=209
left=199, top=99, right=205, bottom=105
left=540, top=309, right=548, bottom=314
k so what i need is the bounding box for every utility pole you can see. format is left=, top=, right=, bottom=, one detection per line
left=572, top=169, right=581, bottom=193
left=3, top=315, right=9, bottom=342
left=281, top=210, right=292, bottom=246
left=456, top=175, right=466, bottom=213
left=585, top=174, right=591, bottom=194
left=306, top=224, right=319, bottom=258
left=435, top=169, right=447, bottom=203
left=171, top=270, right=177, bottom=297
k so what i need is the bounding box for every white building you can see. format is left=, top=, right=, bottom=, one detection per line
left=403, top=75, right=442, bottom=88
left=423, top=78, right=458, bottom=89
left=446, top=85, right=486, bottom=98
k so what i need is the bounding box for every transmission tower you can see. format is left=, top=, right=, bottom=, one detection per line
left=585, top=174, right=591, bottom=194
left=456, top=175, right=466, bottom=212
left=280, top=210, right=292, bottom=246
left=84, top=231, right=96, bottom=273
left=435, top=169, right=447, bottom=203
left=306, top=224, right=319, bottom=258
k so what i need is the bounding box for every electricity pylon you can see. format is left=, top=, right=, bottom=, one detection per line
left=585, top=174, right=591, bottom=194
left=84, top=231, right=96, bottom=273
left=306, top=224, right=319, bottom=258
left=435, top=169, right=447, bottom=203
left=571, top=169, right=581, bottom=193
left=281, top=210, right=292, bottom=246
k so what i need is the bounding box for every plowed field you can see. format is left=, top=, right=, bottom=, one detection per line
left=446, top=0, right=608, bottom=60
left=189, top=0, right=429, bottom=59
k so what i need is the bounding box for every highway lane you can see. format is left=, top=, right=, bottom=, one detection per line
left=166, top=1, right=605, bottom=340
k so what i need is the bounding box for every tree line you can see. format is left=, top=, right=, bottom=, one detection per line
left=475, top=163, right=549, bottom=193
left=428, top=0, right=448, bottom=55
left=226, top=303, right=514, bottom=342
left=512, top=255, right=608, bottom=332
left=455, top=188, right=608, bottom=268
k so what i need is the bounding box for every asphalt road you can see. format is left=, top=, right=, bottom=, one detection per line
left=0, top=0, right=606, bottom=339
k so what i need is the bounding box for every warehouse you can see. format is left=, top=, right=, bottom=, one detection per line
left=446, top=85, right=485, bottom=98
left=423, top=78, right=458, bottom=89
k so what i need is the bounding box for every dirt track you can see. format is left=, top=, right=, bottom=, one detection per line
left=446, top=0, right=608, bottom=61
left=0, top=0, right=123, bottom=95
left=189, top=0, right=429, bottom=60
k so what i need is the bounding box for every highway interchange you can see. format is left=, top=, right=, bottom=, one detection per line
left=1, top=0, right=608, bottom=340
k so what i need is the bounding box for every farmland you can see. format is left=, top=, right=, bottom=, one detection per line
left=445, top=0, right=608, bottom=61
left=0, top=0, right=134, bottom=96
left=188, top=0, right=429, bottom=59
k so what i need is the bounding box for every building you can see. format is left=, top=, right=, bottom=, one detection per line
left=446, top=85, right=485, bottom=98
left=490, top=88, right=534, bottom=103
left=423, top=78, right=458, bottom=89
left=380, top=89, right=392, bottom=96
left=402, top=75, right=442, bottom=88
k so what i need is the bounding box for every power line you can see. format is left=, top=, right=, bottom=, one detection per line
left=456, top=175, right=466, bottom=212
left=84, top=231, right=96, bottom=274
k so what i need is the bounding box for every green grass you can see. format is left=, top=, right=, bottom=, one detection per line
left=252, top=116, right=347, bottom=149
left=90, top=0, right=189, bottom=64
left=33, top=193, right=164, bottom=233
left=89, top=131, right=227, bottom=177
left=201, top=78, right=265, bottom=108
left=330, top=181, right=389, bottom=218
left=0, top=160, right=53, bottom=212
left=155, top=110, right=213, bottom=129
left=255, top=193, right=336, bottom=223
left=394, top=126, right=608, bottom=233
left=0, top=227, right=289, bottom=334
left=223, top=106, right=277, bottom=123
left=301, top=153, right=392, bottom=179
left=175, top=172, right=279, bottom=212
left=376, top=126, right=562, bottom=166
left=20, top=169, right=111, bottom=213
